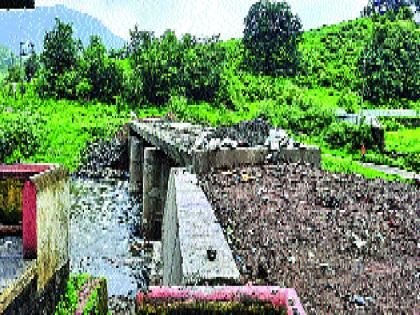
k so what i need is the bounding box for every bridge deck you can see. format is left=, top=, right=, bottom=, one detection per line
left=130, top=120, right=320, bottom=173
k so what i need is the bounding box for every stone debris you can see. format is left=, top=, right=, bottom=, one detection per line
left=193, top=118, right=298, bottom=151
left=198, top=163, right=420, bottom=313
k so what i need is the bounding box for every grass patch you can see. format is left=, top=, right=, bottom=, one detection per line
left=321, top=155, right=408, bottom=182
left=385, top=128, right=420, bottom=154
left=0, top=94, right=168, bottom=172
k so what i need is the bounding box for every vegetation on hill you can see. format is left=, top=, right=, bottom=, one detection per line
left=0, top=0, right=418, bottom=180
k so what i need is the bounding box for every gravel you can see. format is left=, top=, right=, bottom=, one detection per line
left=198, top=163, right=420, bottom=314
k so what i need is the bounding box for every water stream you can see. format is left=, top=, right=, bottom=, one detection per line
left=69, top=176, right=146, bottom=298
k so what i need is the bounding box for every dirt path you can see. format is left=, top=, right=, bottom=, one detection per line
left=324, top=154, right=419, bottom=182
left=359, top=162, right=419, bottom=181
left=199, top=163, right=420, bottom=313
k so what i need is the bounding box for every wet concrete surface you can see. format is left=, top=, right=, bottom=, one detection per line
left=0, top=236, right=34, bottom=294
left=69, top=176, right=148, bottom=299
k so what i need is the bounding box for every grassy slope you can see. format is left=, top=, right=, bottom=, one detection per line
left=297, top=18, right=373, bottom=91
left=1, top=18, right=417, bottom=181
left=0, top=93, right=166, bottom=172
left=385, top=128, right=420, bottom=154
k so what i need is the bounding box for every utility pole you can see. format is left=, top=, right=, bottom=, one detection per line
left=19, top=41, right=24, bottom=80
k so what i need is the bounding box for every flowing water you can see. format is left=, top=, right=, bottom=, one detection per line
left=69, top=176, right=147, bottom=299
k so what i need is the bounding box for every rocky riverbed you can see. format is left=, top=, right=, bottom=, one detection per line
left=198, top=163, right=420, bottom=314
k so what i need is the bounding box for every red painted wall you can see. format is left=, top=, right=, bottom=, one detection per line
left=1, top=164, right=53, bottom=258
left=22, top=180, right=37, bottom=259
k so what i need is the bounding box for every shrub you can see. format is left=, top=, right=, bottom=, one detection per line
left=337, top=88, right=362, bottom=113
left=322, top=121, right=375, bottom=152
left=0, top=114, right=45, bottom=163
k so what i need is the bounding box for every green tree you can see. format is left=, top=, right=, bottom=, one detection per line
left=129, top=29, right=182, bottom=106
left=38, top=18, right=80, bottom=98
left=359, top=18, right=419, bottom=103
left=179, top=34, right=226, bottom=102
left=24, top=51, right=39, bottom=82
left=79, top=35, right=124, bottom=104
left=243, top=0, right=303, bottom=76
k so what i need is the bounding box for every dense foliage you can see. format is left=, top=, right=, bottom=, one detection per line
left=128, top=29, right=226, bottom=107
left=38, top=18, right=80, bottom=98
left=322, top=121, right=375, bottom=152
left=297, top=18, right=373, bottom=91
left=243, top=0, right=302, bottom=76
left=359, top=18, right=419, bottom=104
left=35, top=19, right=123, bottom=104
left=78, top=35, right=124, bottom=103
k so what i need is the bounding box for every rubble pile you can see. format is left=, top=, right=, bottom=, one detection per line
left=194, top=119, right=299, bottom=150
left=199, top=163, right=419, bottom=313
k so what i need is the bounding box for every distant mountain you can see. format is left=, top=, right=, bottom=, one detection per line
left=0, top=5, right=126, bottom=54
left=0, top=45, right=14, bottom=79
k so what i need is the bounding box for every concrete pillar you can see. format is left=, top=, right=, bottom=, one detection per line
left=143, top=147, right=174, bottom=241
left=143, top=147, right=162, bottom=240
left=129, top=136, right=143, bottom=194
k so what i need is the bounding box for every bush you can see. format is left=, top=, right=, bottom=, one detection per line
left=129, top=30, right=225, bottom=107
left=0, top=114, right=45, bottom=163
left=322, top=121, right=375, bottom=152
left=337, top=88, right=362, bottom=113
left=359, top=18, right=419, bottom=103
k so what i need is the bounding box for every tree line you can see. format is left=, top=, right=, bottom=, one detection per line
left=4, top=0, right=419, bottom=107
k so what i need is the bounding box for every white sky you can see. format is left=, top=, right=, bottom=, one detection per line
left=36, top=0, right=369, bottom=40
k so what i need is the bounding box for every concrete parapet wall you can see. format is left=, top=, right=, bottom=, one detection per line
left=0, top=163, right=70, bottom=314
left=273, top=145, right=321, bottom=167
left=33, top=165, right=70, bottom=291
left=192, top=147, right=269, bottom=174
left=162, top=168, right=240, bottom=286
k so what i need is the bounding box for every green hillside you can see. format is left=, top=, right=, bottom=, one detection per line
left=297, top=18, right=374, bottom=91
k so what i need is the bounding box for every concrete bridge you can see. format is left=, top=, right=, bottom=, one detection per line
left=128, top=118, right=320, bottom=294
left=128, top=118, right=321, bottom=242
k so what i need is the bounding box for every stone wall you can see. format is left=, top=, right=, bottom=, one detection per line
left=162, top=168, right=240, bottom=286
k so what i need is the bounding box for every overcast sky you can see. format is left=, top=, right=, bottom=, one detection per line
left=36, top=0, right=369, bottom=40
